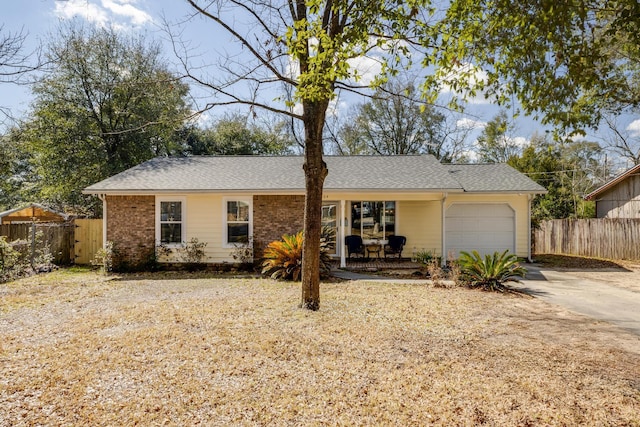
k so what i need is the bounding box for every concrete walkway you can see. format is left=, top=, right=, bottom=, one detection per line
left=513, top=265, right=640, bottom=336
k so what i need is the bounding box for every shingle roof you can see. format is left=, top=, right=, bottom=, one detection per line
left=83, top=155, right=545, bottom=194
left=443, top=163, right=547, bottom=193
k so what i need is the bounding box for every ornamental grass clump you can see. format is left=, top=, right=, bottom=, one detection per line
left=262, top=230, right=333, bottom=281
left=459, top=249, right=527, bottom=292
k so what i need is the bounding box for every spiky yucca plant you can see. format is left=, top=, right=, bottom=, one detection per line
left=458, top=250, right=527, bottom=292
left=262, top=232, right=304, bottom=281
left=262, top=230, right=333, bottom=281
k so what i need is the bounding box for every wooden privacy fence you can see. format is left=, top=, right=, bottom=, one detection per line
left=0, top=219, right=103, bottom=265
left=0, top=222, right=74, bottom=265
left=534, top=218, right=640, bottom=260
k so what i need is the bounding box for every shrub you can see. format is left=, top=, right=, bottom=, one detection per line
left=415, top=249, right=438, bottom=265
left=262, top=230, right=333, bottom=281
left=178, top=238, right=208, bottom=271
left=458, top=250, right=527, bottom=292
left=92, top=241, right=115, bottom=275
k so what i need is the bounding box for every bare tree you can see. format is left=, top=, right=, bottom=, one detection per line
left=0, top=25, right=40, bottom=122
left=601, top=114, right=640, bottom=166
left=174, top=0, right=431, bottom=310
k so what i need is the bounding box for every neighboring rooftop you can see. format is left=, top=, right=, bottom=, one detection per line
left=0, top=203, right=69, bottom=224
left=584, top=163, right=640, bottom=201
left=84, top=155, right=546, bottom=194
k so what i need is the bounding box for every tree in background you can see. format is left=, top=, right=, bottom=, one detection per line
left=330, top=80, right=470, bottom=161
left=508, top=134, right=606, bottom=222
left=476, top=111, right=522, bottom=163
left=180, top=114, right=294, bottom=156
left=15, top=24, right=190, bottom=215
left=0, top=24, right=40, bottom=124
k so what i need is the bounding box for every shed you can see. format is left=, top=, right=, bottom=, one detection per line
left=0, top=203, right=69, bottom=225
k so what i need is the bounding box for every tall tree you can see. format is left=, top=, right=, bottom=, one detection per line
left=17, top=24, right=190, bottom=215
left=180, top=114, right=294, bottom=156
left=509, top=134, right=605, bottom=221
left=180, top=0, right=432, bottom=310
left=476, top=111, right=521, bottom=163
left=333, top=80, right=458, bottom=160
left=427, top=0, right=640, bottom=132
left=0, top=25, right=40, bottom=123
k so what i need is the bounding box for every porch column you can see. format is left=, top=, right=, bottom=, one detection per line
left=441, top=193, right=447, bottom=267
left=340, top=199, right=346, bottom=268
left=527, top=194, right=533, bottom=262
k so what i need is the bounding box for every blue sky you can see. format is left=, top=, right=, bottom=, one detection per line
left=2, top=0, right=640, bottom=160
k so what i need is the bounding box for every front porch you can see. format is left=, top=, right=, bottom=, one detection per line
left=333, top=258, right=422, bottom=272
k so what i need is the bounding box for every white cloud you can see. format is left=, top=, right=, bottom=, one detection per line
left=346, top=56, right=382, bottom=86
left=54, top=0, right=153, bottom=28
left=437, top=62, right=492, bottom=105
left=510, top=136, right=529, bottom=147
left=626, top=119, right=640, bottom=137
left=103, top=0, right=153, bottom=26
left=456, top=118, right=486, bottom=130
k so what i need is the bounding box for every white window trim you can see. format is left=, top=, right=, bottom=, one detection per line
left=222, top=197, right=253, bottom=248
left=156, top=196, right=186, bottom=247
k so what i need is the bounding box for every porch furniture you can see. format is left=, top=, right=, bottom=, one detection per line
left=384, top=235, right=406, bottom=259
left=366, top=242, right=382, bottom=260
left=345, top=235, right=366, bottom=259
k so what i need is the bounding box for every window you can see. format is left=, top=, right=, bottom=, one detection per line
left=157, top=199, right=185, bottom=245
left=225, top=199, right=251, bottom=245
left=351, top=201, right=395, bottom=240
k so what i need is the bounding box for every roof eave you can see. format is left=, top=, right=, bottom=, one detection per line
left=585, top=164, right=640, bottom=200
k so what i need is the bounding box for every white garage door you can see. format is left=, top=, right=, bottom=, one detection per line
left=445, top=203, right=515, bottom=258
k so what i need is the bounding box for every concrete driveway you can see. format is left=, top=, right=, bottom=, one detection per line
left=513, top=265, right=640, bottom=336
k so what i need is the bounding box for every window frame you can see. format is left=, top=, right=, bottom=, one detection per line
left=156, top=196, right=186, bottom=247
left=223, top=197, right=253, bottom=248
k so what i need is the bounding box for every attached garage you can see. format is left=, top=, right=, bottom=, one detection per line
left=445, top=203, right=515, bottom=258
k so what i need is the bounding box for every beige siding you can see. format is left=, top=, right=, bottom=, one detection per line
left=185, top=194, right=230, bottom=262
left=397, top=200, right=442, bottom=257
left=159, top=194, right=235, bottom=263
left=445, top=194, right=530, bottom=257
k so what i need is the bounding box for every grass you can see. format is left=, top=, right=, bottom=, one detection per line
left=1, top=269, right=640, bottom=425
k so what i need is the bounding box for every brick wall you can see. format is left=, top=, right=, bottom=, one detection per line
left=106, top=195, right=155, bottom=270
left=253, top=195, right=305, bottom=258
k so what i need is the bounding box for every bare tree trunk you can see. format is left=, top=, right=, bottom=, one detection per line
left=301, top=100, right=329, bottom=310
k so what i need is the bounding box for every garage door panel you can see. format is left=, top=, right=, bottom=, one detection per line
left=446, top=203, right=515, bottom=258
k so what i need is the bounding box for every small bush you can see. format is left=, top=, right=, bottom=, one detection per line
left=415, top=249, right=438, bottom=265
left=179, top=238, right=208, bottom=271
left=92, top=241, right=115, bottom=275
left=459, top=250, right=527, bottom=292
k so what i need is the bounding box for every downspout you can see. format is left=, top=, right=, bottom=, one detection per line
left=527, top=194, right=532, bottom=262
left=441, top=193, right=447, bottom=267
left=340, top=199, right=346, bottom=268
left=98, top=194, right=107, bottom=248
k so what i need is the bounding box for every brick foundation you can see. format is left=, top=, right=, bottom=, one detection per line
left=106, top=195, right=155, bottom=270
left=253, top=195, right=305, bottom=258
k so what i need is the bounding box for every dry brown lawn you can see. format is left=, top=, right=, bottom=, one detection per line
left=1, top=269, right=640, bottom=426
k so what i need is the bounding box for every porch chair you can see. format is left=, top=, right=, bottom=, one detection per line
left=345, top=235, right=366, bottom=259
left=384, top=235, right=406, bottom=259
